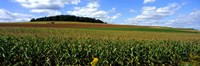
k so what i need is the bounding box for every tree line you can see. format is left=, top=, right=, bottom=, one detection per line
left=30, top=15, right=106, bottom=23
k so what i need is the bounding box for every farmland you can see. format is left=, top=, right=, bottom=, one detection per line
left=0, top=22, right=200, bottom=66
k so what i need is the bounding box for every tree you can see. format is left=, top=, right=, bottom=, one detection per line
left=30, top=15, right=106, bottom=23
left=30, top=18, right=36, bottom=22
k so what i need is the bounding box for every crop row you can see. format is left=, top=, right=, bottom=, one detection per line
left=0, top=35, right=200, bottom=65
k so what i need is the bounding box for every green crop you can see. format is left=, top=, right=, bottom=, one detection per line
left=1, top=36, right=200, bottom=66
left=0, top=27, right=200, bottom=66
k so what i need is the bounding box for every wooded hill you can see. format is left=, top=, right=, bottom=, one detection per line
left=30, top=15, right=106, bottom=23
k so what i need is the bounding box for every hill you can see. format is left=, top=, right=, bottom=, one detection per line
left=30, top=15, right=106, bottom=23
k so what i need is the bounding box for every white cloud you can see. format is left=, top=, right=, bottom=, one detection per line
left=126, top=3, right=182, bottom=26
left=111, top=13, right=121, bottom=19
left=0, top=9, right=33, bottom=22
left=31, top=9, right=61, bottom=16
left=144, top=0, right=156, bottom=4
left=67, top=2, right=121, bottom=23
left=125, top=2, right=200, bottom=30
left=15, top=0, right=81, bottom=16
left=167, top=10, right=200, bottom=30
left=15, top=0, right=80, bottom=9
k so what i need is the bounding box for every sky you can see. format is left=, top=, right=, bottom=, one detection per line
left=0, top=0, right=200, bottom=29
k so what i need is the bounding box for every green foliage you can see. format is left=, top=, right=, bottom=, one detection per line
left=0, top=35, right=200, bottom=65
left=0, top=27, right=200, bottom=65
left=30, top=15, right=106, bottom=23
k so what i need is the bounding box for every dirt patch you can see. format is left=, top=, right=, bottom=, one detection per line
left=0, top=23, right=149, bottom=28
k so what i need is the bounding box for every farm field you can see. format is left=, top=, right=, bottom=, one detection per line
left=0, top=22, right=200, bottom=66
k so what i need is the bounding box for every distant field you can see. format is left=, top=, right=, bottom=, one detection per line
left=0, top=22, right=198, bottom=33
left=0, top=22, right=156, bottom=28
left=0, top=22, right=200, bottom=65
left=83, top=28, right=200, bottom=33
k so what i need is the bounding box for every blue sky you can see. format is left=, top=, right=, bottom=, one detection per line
left=0, top=0, right=200, bottom=29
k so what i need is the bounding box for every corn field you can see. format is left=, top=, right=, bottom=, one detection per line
left=0, top=27, right=200, bottom=66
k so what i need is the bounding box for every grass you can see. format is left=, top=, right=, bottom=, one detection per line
left=1, top=27, right=200, bottom=41
left=82, top=28, right=200, bottom=33
left=0, top=22, right=200, bottom=65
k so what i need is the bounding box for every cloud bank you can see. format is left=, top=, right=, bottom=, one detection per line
left=15, top=0, right=81, bottom=16
left=144, top=0, right=156, bottom=4
left=0, top=9, right=33, bottom=22
left=67, top=2, right=121, bottom=23
left=168, top=10, right=200, bottom=30
left=126, top=3, right=182, bottom=25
